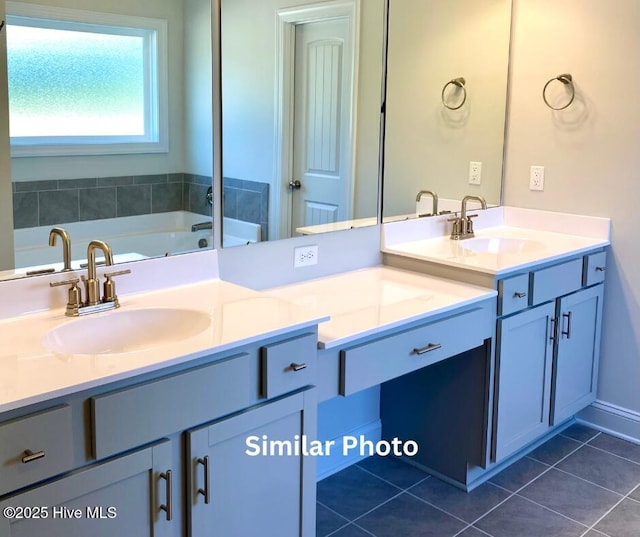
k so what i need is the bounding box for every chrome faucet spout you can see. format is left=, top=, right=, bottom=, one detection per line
left=48, top=227, right=72, bottom=271
left=460, top=195, right=487, bottom=222
left=416, top=190, right=439, bottom=216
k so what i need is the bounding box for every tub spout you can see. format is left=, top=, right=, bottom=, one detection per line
left=191, top=221, right=213, bottom=232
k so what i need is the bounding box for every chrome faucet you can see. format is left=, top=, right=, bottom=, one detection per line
left=449, top=195, right=487, bottom=240
left=191, top=221, right=213, bottom=232
left=416, top=190, right=438, bottom=216
left=84, top=240, right=114, bottom=306
left=48, top=227, right=72, bottom=271
left=50, top=239, right=130, bottom=316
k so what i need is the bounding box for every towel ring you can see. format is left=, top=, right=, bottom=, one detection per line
left=441, top=77, right=467, bottom=110
left=543, top=73, right=575, bottom=110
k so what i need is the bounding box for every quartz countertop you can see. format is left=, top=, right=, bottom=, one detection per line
left=382, top=207, right=611, bottom=277
left=0, top=278, right=326, bottom=413
left=267, top=266, right=496, bottom=349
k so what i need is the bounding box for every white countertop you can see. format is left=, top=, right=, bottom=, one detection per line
left=383, top=225, right=609, bottom=276
left=382, top=207, right=611, bottom=277
left=267, top=266, right=496, bottom=349
left=0, top=279, right=326, bottom=413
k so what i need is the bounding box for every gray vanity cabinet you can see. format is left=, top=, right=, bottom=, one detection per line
left=0, top=441, right=173, bottom=537
left=492, top=255, right=605, bottom=462
left=187, top=390, right=316, bottom=537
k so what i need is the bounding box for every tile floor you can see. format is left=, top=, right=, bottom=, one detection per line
left=316, top=425, right=640, bottom=537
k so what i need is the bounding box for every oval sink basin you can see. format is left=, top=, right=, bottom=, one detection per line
left=43, top=308, right=211, bottom=355
left=459, top=237, right=545, bottom=254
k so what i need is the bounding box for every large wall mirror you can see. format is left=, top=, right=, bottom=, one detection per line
left=220, top=0, right=385, bottom=245
left=382, top=0, right=512, bottom=220
left=0, top=0, right=214, bottom=280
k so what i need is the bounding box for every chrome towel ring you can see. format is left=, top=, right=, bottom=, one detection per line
left=441, top=77, right=467, bottom=110
left=543, top=73, right=575, bottom=110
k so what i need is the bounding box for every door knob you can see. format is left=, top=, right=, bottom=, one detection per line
left=288, top=180, right=301, bottom=190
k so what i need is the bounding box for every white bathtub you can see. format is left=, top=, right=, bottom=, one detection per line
left=7, top=212, right=260, bottom=278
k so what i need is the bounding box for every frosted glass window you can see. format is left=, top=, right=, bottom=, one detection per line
left=4, top=5, right=168, bottom=157
left=7, top=25, right=146, bottom=137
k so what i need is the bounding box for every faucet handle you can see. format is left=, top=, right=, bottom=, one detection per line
left=103, top=269, right=131, bottom=305
left=50, top=278, right=82, bottom=316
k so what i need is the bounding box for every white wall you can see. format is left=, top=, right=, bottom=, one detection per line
left=383, top=0, right=510, bottom=216
left=504, top=0, right=640, bottom=420
left=221, top=0, right=385, bottom=238
left=9, top=0, right=186, bottom=180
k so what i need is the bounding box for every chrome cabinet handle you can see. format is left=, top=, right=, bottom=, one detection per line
left=197, top=456, right=210, bottom=505
left=595, top=266, right=606, bottom=272
left=412, top=343, right=442, bottom=355
left=513, top=292, right=527, bottom=299
left=550, top=318, right=557, bottom=342
left=21, top=450, right=46, bottom=463
left=562, top=312, right=572, bottom=339
left=159, top=470, right=173, bottom=521
left=290, top=362, right=307, bottom=372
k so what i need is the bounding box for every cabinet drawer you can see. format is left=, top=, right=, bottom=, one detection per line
left=0, top=405, right=74, bottom=496
left=261, top=333, right=317, bottom=399
left=498, top=274, right=530, bottom=316
left=530, top=258, right=583, bottom=305
left=583, top=251, right=607, bottom=286
left=340, top=307, right=490, bottom=396
left=92, top=353, right=252, bottom=459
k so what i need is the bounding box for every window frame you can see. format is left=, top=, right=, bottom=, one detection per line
left=5, top=2, right=169, bottom=158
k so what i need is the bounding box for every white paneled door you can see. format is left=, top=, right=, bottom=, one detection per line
left=291, top=17, right=353, bottom=234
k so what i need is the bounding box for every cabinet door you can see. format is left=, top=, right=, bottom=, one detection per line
left=187, top=390, right=317, bottom=537
left=0, top=441, right=174, bottom=537
left=493, top=302, right=555, bottom=462
left=551, top=285, right=603, bottom=425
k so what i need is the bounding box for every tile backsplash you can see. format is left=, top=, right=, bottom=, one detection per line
left=12, top=173, right=212, bottom=229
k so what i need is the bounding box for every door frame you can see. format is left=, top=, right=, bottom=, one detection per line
left=272, top=0, right=360, bottom=239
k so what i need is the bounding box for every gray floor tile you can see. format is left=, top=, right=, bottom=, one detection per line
left=588, top=433, right=640, bottom=464
left=629, top=485, right=640, bottom=502
left=317, top=466, right=401, bottom=520
left=582, top=531, right=610, bottom=537
left=528, top=434, right=582, bottom=465
left=357, top=455, right=430, bottom=489
left=595, top=498, right=640, bottom=537
left=475, top=495, right=586, bottom=537
left=409, top=478, right=509, bottom=523
left=489, top=456, right=549, bottom=492
left=560, top=424, right=600, bottom=443
left=357, top=493, right=466, bottom=537
left=329, top=524, right=372, bottom=537
left=457, top=527, right=492, bottom=537
left=518, top=468, right=621, bottom=525
left=317, top=503, right=349, bottom=536
left=557, top=445, right=640, bottom=494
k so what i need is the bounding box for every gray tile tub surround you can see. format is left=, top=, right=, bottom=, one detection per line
left=12, top=173, right=212, bottom=229
left=223, top=177, right=269, bottom=239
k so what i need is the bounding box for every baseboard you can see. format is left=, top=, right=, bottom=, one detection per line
left=577, top=400, right=640, bottom=444
left=316, top=420, right=382, bottom=481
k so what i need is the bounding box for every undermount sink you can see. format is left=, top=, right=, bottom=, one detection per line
left=43, top=308, right=211, bottom=355
left=459, top=237, right=545, bottom=254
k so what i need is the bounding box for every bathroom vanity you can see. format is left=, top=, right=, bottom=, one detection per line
left=0, top=271, right=325, bottom=537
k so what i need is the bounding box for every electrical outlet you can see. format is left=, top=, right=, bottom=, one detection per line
left=530, top=165, right=545, bottom=191
left=294, top=245, right=318, bottom=268
left=469, top=161, right=482, bottom=185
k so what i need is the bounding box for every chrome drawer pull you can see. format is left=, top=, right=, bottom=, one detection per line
left=513, top=292, right=527, bottom=299
left=290, top=362, right=307, bottom=372
left=595, top=266, right=606, bottom=272
left=550, top=318, right=557, bottom=342
left=21, top=450, right=46, bottom=464
left=562, top=311, right=573, bottom=339
left=412, top=343, right=442, bottom=355
left=159, top=470, right=173, bottom=521
left=197, top=456, right=210, bottom=504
